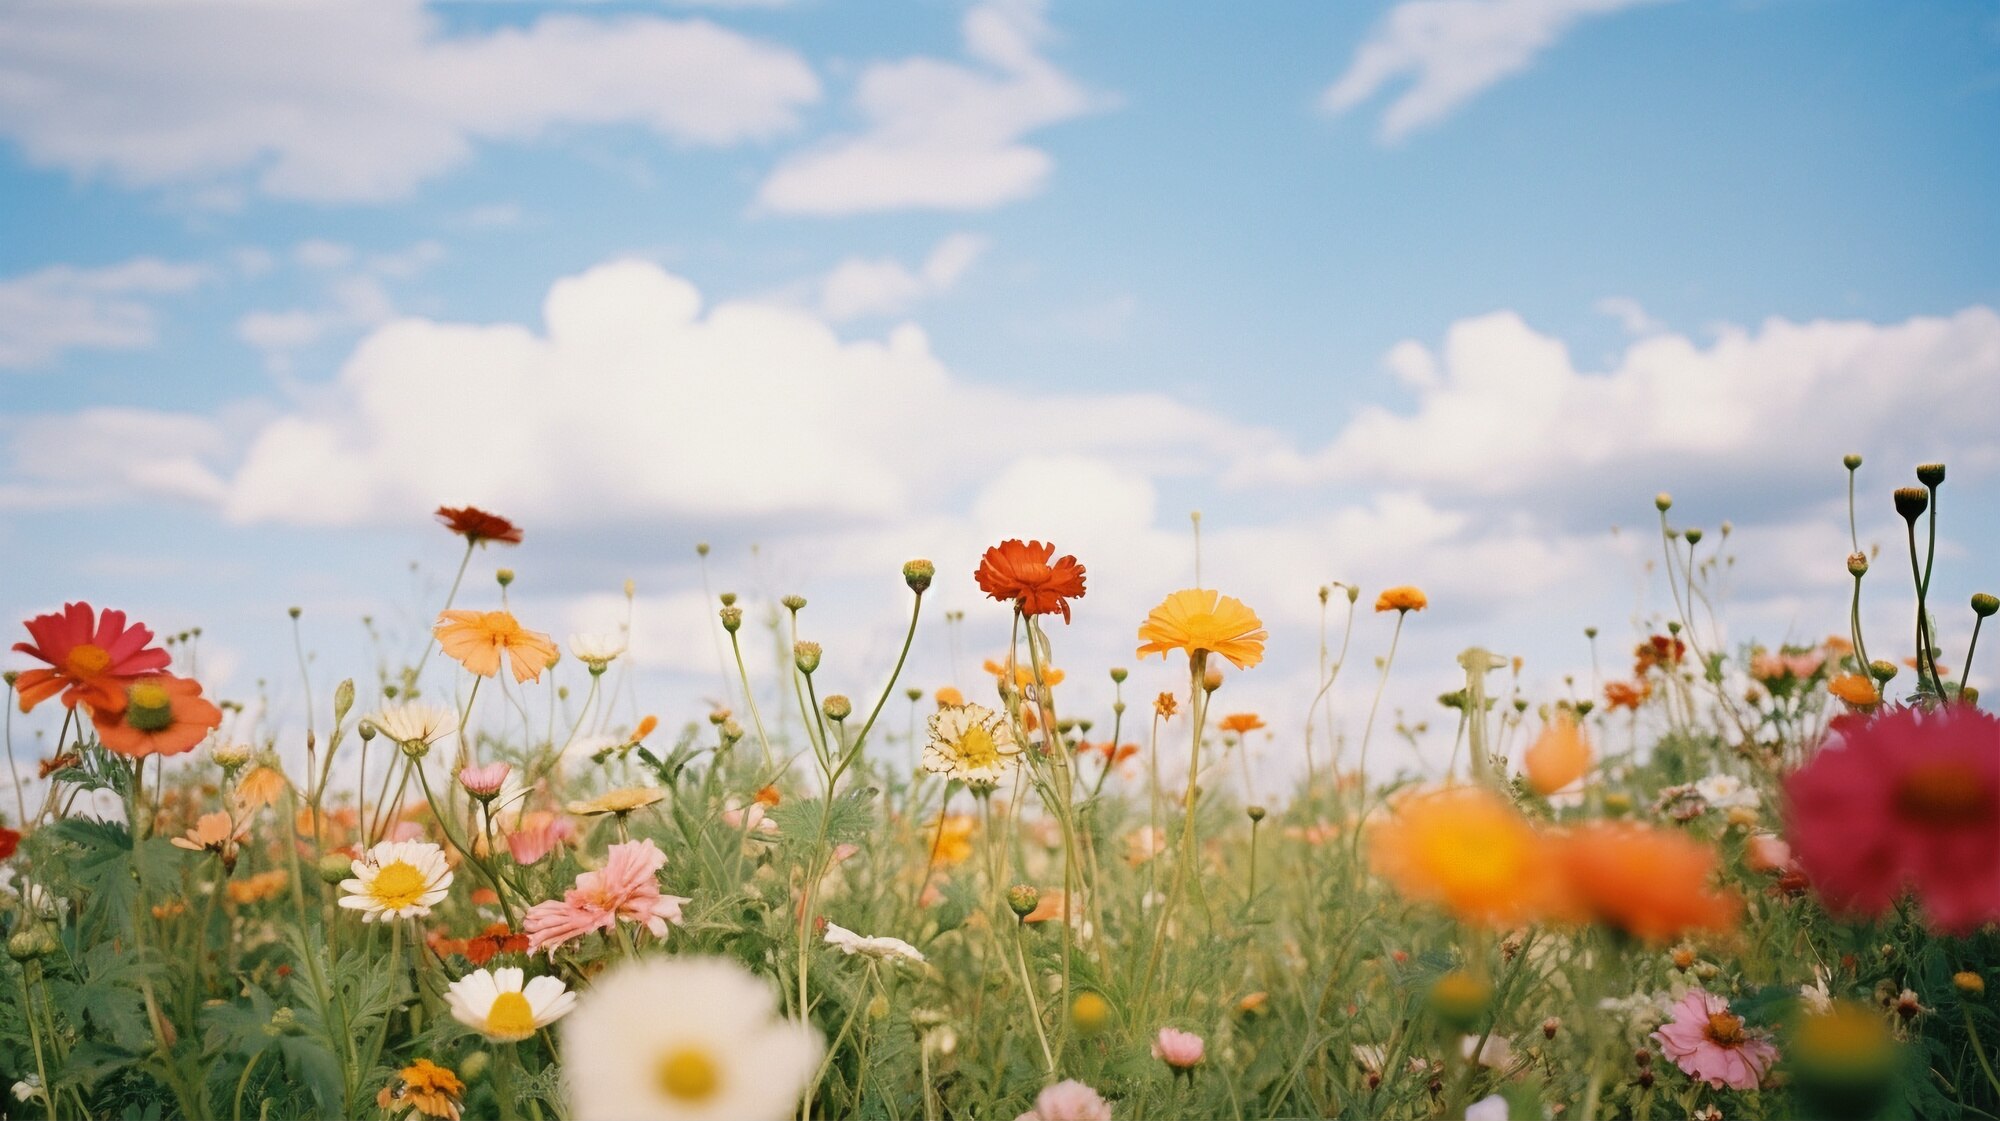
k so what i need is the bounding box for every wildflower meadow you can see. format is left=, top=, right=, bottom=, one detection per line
left=1, top=464, right=1996, bottom=1121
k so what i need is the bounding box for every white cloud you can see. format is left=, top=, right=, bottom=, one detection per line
left=1594, top=295, right=1666, bottom=337
left=818, top=233, right=990, bottom=320
left=237, top=241, right=447, bottom=372
left=0, top=258, right=207, bottom=369
left=756, top=0, right=1105, bottom=215
left=0, top=0, right=821, bottom=202
left=1322, top=0, right=1668, bottom=141
left=1236, top=305, right=2000, bottom=500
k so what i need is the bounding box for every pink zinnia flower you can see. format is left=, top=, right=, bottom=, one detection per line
left=1015, top=1079, right=1113, bottom=1121
left=458, top=762, right=510, bottom=799
left=505, top=814, right=575, bottom=866
left=1651, top=989, right=1778, bottom=1090
left=523, top=838, right=689, bottom=954
left=1784, top=704, right=2000, bottom=933
left=12, top=602, right=170, bottom=713
left=1152, top=1027, right=1205, bottom=1070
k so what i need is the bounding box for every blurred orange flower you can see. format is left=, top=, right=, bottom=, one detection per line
left=1369, top=786, right=1564, bottom=928
left=1554, top=821, right=1740, bottom=944
left=975, top=540, right=1087, bottom=622
left=233, top=765, right=289, bottom=813
left=935, top=686, right=965, bottom=707
left=1604, top=681, right=1650, bottom=710
left=1136, top=589, right=1267, bottom=671
left=1523, top=713, right=1592, bottom=796
left=1218, top=713, right=1265, bottom=736
left=227, top=869, right=289, bottom=905
left=1828, top=673, right=1880, bottom=707
left=434, top=610, right=558, bottom=683
left=1374, top=586, right=1428, bottom=613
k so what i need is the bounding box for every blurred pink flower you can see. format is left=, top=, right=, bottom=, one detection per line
left=1152, top=1027, right=1205, bottom=1070
left=1015, top=1079, right=1113, bottom=1121
left=506, top=815, right=575, bottom=866
left=1651, top=989, right=1778, bottom=1090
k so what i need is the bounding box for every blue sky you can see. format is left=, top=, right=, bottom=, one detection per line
left=3, top=0, right=1998, bottom=791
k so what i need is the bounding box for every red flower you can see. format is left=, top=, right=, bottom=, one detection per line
left=974, top=540, right=1087, bottom=622
left=1784, top=704, right=2000, bottom=934
left=0, top=828, right=19, bottom=860
left=12, top=602, right=171, bottom=713
left=435, top=505, right=523, bottom=546
left=89, top=674, right=223, bottom=758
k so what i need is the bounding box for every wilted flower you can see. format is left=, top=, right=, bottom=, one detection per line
left=823, top=923, right=926, bottom=966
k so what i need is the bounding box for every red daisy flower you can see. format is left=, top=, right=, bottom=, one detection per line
left=12, top=602, right=171, bottom=713
left=974, top=540, right=1087, bottom=622
left=435, top=505, right=523, bottom=546
left=1785, top=704, right=2000, bottom=934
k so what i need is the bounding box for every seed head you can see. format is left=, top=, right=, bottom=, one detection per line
left=1847, top=552, right=1869, bottom=577
left=902, top=558, right=935, bottom=594
left=719, top=605, right=743, bottom=633
left=821, top=694, right=852, bottom=721
left=1917, top=463, right=1946, bottom=487
left=782, top=594, right=807, bottom=613
left=1973, top=593, right=1999, bottom=618
left=1894, top=487, right=1929, bottom=521
left=793, top=641, right=821, bottom=675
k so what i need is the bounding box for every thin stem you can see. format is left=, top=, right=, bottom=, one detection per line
left=413, top=542, right=476, bottom=685
left=1962, top=615, right=1986, bottom=697
left=1356, top=613, right=1405, bottom=785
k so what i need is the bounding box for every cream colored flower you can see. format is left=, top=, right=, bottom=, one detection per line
left=921, top=703, right=1019, bottom=788
left=561, top=955, right=823, bottom=1121
left=338, top=840, right=452, bottom=922
left=567, top=786, right=665, bottom=817
left=569, top=633, right=627, bottom=672
left=823, top=923, right=926, bottom=966
left=445, top=967, right=576, bottom=1042
left=370, top=702, right=457, bottom=753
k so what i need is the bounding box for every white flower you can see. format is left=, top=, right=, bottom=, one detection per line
left=338, top=840, right=452, bottom=922
left=369, top=702, right=457, bottom=752
left=1461, top=1033, right=1514, bottom=1069
left=445, top=967, right=577, bottom=1042
left=11, top=1075, right=41, bottom=1103
left=1694, top=773, right=1760, bottom=810
left=1799, top=977, right=1834, bottom=1016
left=570, top=632, right=627, bottom=670
left=1466, top=1093, right=1510, bottom=1121
left=561, top=955, right=823, bottom=1121
left=922, top=703, right=1019, bottom=787
left=823, top=923, right=926, bottom=966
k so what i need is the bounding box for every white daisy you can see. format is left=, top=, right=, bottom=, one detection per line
left=445, top=967, right=576, bottom=1042
left=338, top=840, right=452, bottom=922
left=1694, top=773, right=1760, bottom=810
left=921, top=703, right=1019, bottom=787
left=570, top=633, right=627, bottom=671
left=369, top=702, right=457, bottom=753
left=561, top=955, right=823, bottom=1121
left=823, top=923, right=926, bottom=966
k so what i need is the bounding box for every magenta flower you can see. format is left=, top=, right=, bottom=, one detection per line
left=1651, top=989, right=1778, bottom=1090
left=523, top=838, right=689, bottom=955
left=1152, top=1027, right=1205, bottom=1070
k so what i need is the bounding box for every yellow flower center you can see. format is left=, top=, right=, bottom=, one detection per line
left=951, top=725, right=1002, bottom=769
left=654, top=1045, right=721, bottom=1103
left=367, top=860, right=429, bottom=911
left=126, top=682, right=174, bottom=731
left=484, top=991, right=538, bottom=1040
left=66, top=644, right=112, bottom=676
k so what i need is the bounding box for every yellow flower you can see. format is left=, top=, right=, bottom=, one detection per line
left=567, top=787, right=666, bottom=817
left=926, top=814, right=977, bottom=866
left=434, top=610, right=559, bottom=683
left=1374, top=586, right=1428, bottom=613
left=377, top=1058, right=464, bottom=1121
left=1135, top=588, right=1267, bottom=670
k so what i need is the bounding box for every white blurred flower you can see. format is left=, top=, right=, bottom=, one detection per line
left=1694, top=773, right=1760, bottom=810
left=570, top=633, right=627, bottom=671
left=823, top=923, right=925, bottom=966
left=1466, top=1093, right=1509, bottom=1121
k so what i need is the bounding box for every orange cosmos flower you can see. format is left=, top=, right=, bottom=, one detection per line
left=974, top=540, right=1087, bottom=622
left=1218, top=713, right=1266, bottom=736
left=227, top=869, right=289, bottom=905
left=434, top=610, right=559, bottom=683
left=1554, top=821, right=1740, bottom=944
left=1827, top=673, right=1880, bottom=708
left=434, top=505, right=522, bottom=547
left=1136, top=589, right=1267, bottom=671
left=1523, top=713, right=1592, bottom=796
left=1604, top=680, right=1650, bottom=710
left=232, top=764, right=289, bottom=813
left=1368, top=786, right=1566, bottom=928
left=90, top=674, right=222, bottom=758
left=1154, top=692, right=1179, bottom=719
left=935, top=685, right=965, bottom=707
left=12, top=602, right=171, bottom=713
left=1374, top=586, right=1428, bottom=613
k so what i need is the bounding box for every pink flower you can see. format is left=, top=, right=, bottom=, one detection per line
left=458, top=762, right=510, bottom=799
left=505, top=815, right=575, bottom=866
left=1651, top=989, right=1778, bottom=1090
left=1784, top=704, right=2000, bottom=933
left=1745, top=832, right=1793, bottom=874
left=1152, top=1027, right=1205, bottom=1070
left=723, top=800, right=779, bottom=835
left=523, top=838, right=690, bottom=954
left=1015, top=1079, right=1113, bottom=1121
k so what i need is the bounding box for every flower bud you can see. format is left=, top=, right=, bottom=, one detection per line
left=1894, top=487, right=1929, bottom=521
left=1917, top=462, right=1945, bottom=487
left=1246, top=805, right=1267, bottom=823
left=7, top=930, right=43, bottom=961
left=1973, top=593, right=1998, bottom=619
left=719, top=591, right=737, bottom=607
left=318, top=854, right=353, bottom=884
left=1006, top=884, right=1039, bottom=918
left=867, top=993, right=890, bottom=1020
left=1869, top=659, right=1898, bottom=682
left=1954, top=971, right=1985, bottom=997
left=720, top=719, right=744, bottom=744
left=720, top=605, right=743, bottom=633
left=459, top=1051, right=491, bottom=1082
left=902, top=559, right=935, bottom=594
left=782, top=595, right=807, bottom=613
left=793, top=641, right=821, bottom=675
left=1684, top=527, right=1704, bottom=545
left=821, top=695, right=851, bottom=722
left=333, top=678, right=354, bottom=726
left=1543, top=1017, right=1560, bottom=1039
left=1654, top=493, right=1673, bottom=512
left=1109, top=667, right=1128, bottom=684
left=495, top=568, right=514, bottom=587
left=357, top=720, right=377, bottom=743
left=1843, top=453, right=1863, bottom=470
left=1346, top=585, right=1359, bottom=604
left=1203, top=668, right=1223, bottom=693
left=1847, top=552, right=1869, bottom=577
left=696, top=542, right=710, bottom=557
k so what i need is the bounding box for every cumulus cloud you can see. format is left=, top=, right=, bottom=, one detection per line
left=0, top=258, right=207, bottom=369
left=0, top=0, right=821, bottom=202
left=235, top=240, right=445, bottom=372
left=1322, top=0, right=1669, bottom=141
left=756, top=0, right=1106, bottom=215
left=818, top=233, right=990, bottom=320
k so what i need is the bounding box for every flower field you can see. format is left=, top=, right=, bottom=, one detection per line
left=1, top=468, right=1996, bottom=1121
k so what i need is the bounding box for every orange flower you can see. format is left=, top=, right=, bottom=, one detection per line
left=1136, top=589, right=1267, bottom=671
left=1368, top=786, right=1565, bottom=928
left=926, top=814, right=977, bottom=866
left=935, top=686, right=965, bottom=707
left=1022, top=888, right=1067, bottom=925
left=632, top=714, right=658, bottom=742
left=434, top=610, right=558, bottom=683
left=1828, top=673, right=1880, bottom=708
left=1523, top=713, right=1592, bottom=796
left=975, top=539, right=1087, bottom=621
left=1554, top=821, right=1740, bottom=944
left=378, top=1058, right=465, bottom=1121
left=227, top=869, right=289, bottom=905
left=90, top=674, right=222, bottom=758
left=233, top=764, right=289, bottom=813
left=1084, top=740, right=1139, bottom=766
left=1604, top=680, right=1650, bottom=710
left=11, top=602, right=171, bottom=713
left=1374, top=586, right=1428, bottom=613
left=1154, top=692, right=1179, bottom=719
left=1218, top=713, right=1265, bottom=736
left=435, top=505, right=522, bottom=547
left=982, top=658, right=1065, bottom=688
left=171, top=810, right=244, bottom=855
left=753, top=783, right=782, bottom=807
